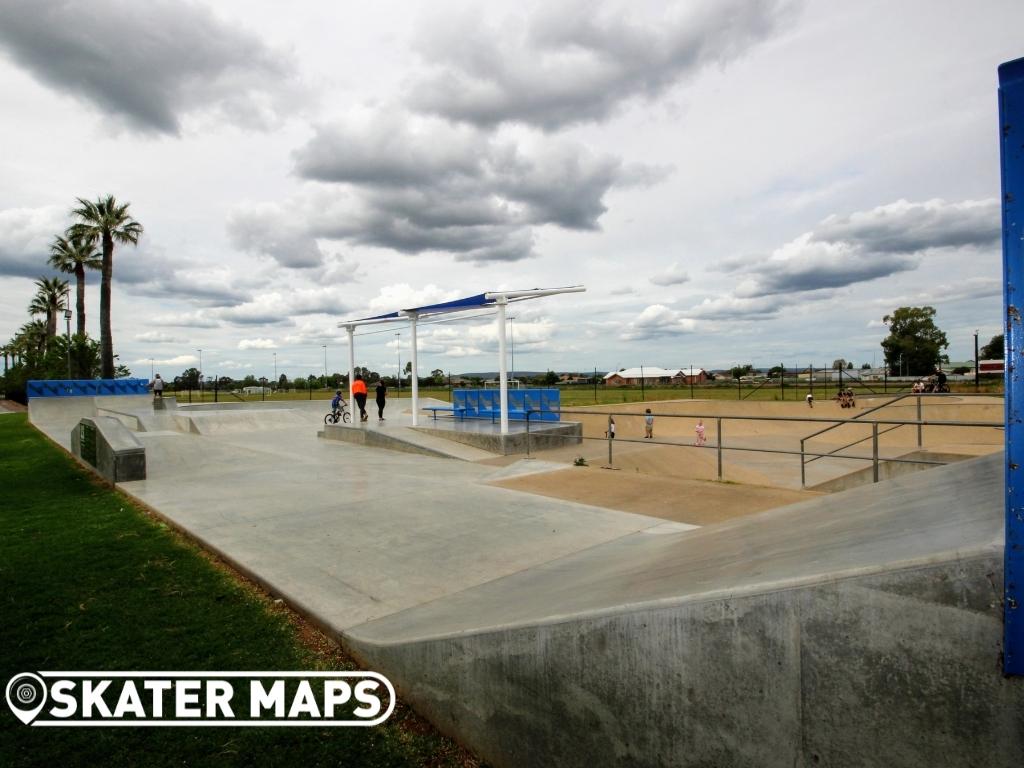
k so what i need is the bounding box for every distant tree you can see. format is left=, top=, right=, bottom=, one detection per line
left=294, top=377, right=307, bottom=390
left=881, top=306, right=949, bottom=376
left=70, top=195, right=143, bottom=378
left=178, top=368, right=201, bottom=388
left=28, top=277, right=70, bottom=342
left=730, top=364, right=753, bottom=380
left=278, top=374, right=289, bottom=390
left=242, top=374, right=257, bottom=387
left=832, top=359, right=846, bottom=370
left=847, top=361, right=854, bottom=369
left=979, top=333, right=1004, bottom=360
left=952, top=366, right=970, bottom=375
left=768, top=365, right=784, bottom=377
left=861, top=363, right=871, bottom=370
left=540, top=370, right=559, bottom=385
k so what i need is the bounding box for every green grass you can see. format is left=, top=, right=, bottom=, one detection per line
left=0, top=414, right=478, bottom=767
left=170, top=380, right=1003, bottom=408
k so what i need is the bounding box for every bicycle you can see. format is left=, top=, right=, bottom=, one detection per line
left=324, top=403, right=352, bottom=424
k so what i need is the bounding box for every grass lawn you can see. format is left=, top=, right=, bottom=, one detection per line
left=171, top=380, right=1002, bottom=409
left=0, top=414, right=479, bottom=767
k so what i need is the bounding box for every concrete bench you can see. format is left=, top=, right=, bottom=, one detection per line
left=71, top=416, right=146, bottom=483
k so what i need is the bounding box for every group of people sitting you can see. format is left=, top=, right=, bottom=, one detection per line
left=836, top=388, right=857, bottom=408
left=912, top=370, right=949, bottom=394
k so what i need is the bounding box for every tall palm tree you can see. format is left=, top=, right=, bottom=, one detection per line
left=70, top=195, right=143, bottom=378
left=28, top=277, right=69, bottom=342
left=49, top=230, right=101, bottom=337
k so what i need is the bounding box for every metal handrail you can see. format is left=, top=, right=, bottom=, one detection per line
left=519, top=403, right=1002, bottom=488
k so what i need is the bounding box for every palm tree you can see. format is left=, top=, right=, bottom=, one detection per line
left=49, top=230, right=101, bottom=336
left=28, top=277, right=69, bottom=342
left=70, top=195, right=143, bottom=378
left=16, top=320, right=47, bottom=359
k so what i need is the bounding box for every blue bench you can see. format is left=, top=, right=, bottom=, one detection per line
left=450, top=389, right=561, bottom=422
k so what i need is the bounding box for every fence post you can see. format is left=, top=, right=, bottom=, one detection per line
left=916, top=395, right=923, bottom=448
left=872, top=422, right=879, bottom=483
left=525, top=410, right=531, bottom=458
left=716, top=417, right=723, bottom=481
left=800, top=437, right=806, bottom=488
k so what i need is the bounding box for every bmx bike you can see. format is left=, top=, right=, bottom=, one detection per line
left=324, top=405, right=351, bottom=424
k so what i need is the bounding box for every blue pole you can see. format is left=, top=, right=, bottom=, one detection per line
left=999, top=56, right=1024, bottom=675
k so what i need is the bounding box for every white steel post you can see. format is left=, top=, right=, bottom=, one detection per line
left=410, top=313, right=420, bottom=427
left=346, top=326, right=355, bottom=411
left=497, top=298, right=509, bottom=434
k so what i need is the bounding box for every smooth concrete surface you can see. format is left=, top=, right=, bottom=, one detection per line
left=97, top=403, right=674, bottom=631
left=321, top=421, right=499, bottom=461
left=344, top=454, right=1023, bottom=768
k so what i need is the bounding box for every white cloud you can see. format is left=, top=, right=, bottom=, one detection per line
left=238, top=338, right=278, bottom=350
left=620, top=304, right=697, bottom=340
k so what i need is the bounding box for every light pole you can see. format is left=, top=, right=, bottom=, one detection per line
left=322, top=344, right=327, bottom=390
left=395, top=333, right=401, bottom=397
left=974, top=330, right=980, bottom=392
left=150, top=358, right=154, bottom=380
left=64, top=307, right=72, bottom=378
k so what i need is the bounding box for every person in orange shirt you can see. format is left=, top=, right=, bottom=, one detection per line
left=352, top=374, right=369, bottom=422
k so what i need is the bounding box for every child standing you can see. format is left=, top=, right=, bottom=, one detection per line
left=694, top=419, right=706, bottom=446
left=644, top=409, right=654, bottom=438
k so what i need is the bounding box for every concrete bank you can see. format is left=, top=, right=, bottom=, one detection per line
left=347, top=453, right=1023, bottom=768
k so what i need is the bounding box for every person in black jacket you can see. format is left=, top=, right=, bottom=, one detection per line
left=375, top=381, right=387, bottom=422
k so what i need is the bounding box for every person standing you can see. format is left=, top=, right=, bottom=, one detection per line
left=644, top=408, right=654, bottom=438
left=605, top=416, right=616, bottom=439
left=352, top=374, right=368, bottom=422
left=375, top=381, right=387, bottom=422
left=694, top=419, right=706, bottom=446
left=152, top=373, right=164, bottom=399
left=806, top=392, right=814, bottom=408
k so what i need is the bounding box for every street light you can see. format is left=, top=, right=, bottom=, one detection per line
left=64, top=307, right=72, bottom=378
left=322, top=345, right=327, bottom=390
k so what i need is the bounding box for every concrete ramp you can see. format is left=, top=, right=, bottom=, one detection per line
left=29, top=395, right=152, bottom=449
left=345, top=453, right=1024, bottom=767
left=171, top=408, right=309, bottom=435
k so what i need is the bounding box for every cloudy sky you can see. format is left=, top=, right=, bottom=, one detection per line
left=0, top=0, right=1020, bottom=380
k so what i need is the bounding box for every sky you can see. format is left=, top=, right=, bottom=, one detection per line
left=0, top=0, right=1020, bottom=381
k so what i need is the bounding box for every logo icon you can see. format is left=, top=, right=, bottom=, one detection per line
left=5, top=673, right=47, bottom=725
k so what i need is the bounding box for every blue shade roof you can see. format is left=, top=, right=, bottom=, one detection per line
left=341, top=293, right=495, bottom=325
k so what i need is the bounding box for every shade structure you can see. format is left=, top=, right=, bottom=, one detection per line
left=337, top=286, right=585, bottom=431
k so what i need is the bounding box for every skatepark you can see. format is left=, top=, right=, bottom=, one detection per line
left=26, top=389, right=1024, bottom=767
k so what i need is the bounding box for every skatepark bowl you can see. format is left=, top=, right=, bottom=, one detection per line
left=26, top=391, right=1024, bottom=767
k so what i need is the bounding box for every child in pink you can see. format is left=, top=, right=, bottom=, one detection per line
left=694, top=419, right=706, bottom=446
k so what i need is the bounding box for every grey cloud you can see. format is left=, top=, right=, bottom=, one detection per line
left=732, top=199, right=998, bottom=299
left=0, top=0, right=299, bottom=135
left=650, top=263, right=690, bottom=287
left=227, top=203, right=327, bottom=269
left=293, top=112, right=658, bottom=262
left=0, top=205, right=69, bottom=279
left=116, top=252, right=252, bottom=306
left=813, top=199, right=1000, bottom=254
left=408, top=0, right=796, bottom=129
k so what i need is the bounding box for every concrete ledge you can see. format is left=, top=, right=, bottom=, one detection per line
left=810, top=450, right=975, bottom=492
left=320, top=423, right=457, bottom=459
left=413, top=421, right=582, bottom=455
left=70, top=416, right=146, bottom=483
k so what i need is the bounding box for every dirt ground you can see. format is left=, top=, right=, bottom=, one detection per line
left=493, top=465, right=819, bottom=526
left=488, top=395, right=1003, bottom=526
